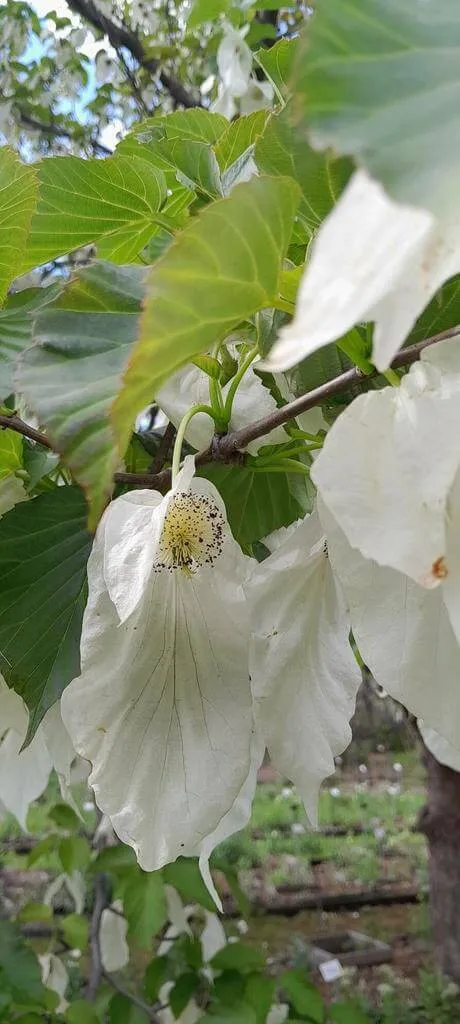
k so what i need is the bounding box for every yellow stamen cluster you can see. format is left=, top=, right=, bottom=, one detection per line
left=156, top=491, right=224, bottom=573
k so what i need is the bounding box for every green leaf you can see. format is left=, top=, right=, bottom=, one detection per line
left=0, top=284, right=61, bottom=400
left=169, top=973, right=199, bottom=1017
left=24, top=154, right=166, bottom=269
left=188, top=0, right=228, bottom=28
left=58, top=835, right=91, bottom=875
left=27, top=836, right=57, bottom=867
left=48, top=802, right=81, bottom=831
left=407, top=274, right=460, bottom=345
left=18, top=262, right=146, bottom=527
left=211, top=943, right=265, bottom=974
left=215, top=112, right=268, bottom=172
left=330, top=1004, right=370, bottom=1024
left=119, top=111, right=228, bottom=159
left=213, top=970, right=246, bottom=1007
left=0, top=147, right=38, bottom=303
left=0, top=922, right=46, bottom=1006
left=109, top=993, right=149, bottom=1024
left=255, top=105, right=353, bottom=236
left=16, top=902, right=53, bottom=924
left=198, top=463, right=305, bottom=546
left=244, top=974, right=275, bottom=1024
left=153, top=138, right=223, bottom=198
left=280, top=970, right=324, bottom=1023
left=144, top=957, right=169, bottom=1001
left=254, top=38, right=298, bottom=99
left=61, top=913, right=89, bottom=951
left=0, top=429, right=22, bottom=480
left=163, top=857, right=216, bottom=912
left=0, top=486, right=92, bottom=736
left=113, top=176, right=300, bottom=455
left=294, top=0, right=460, bottom=217
left=93, top=844, right=138, bottom=873
left=66, top=1000, right=100, bottom=1023
left=200, top=1003, right=257, bottom=1024
left=123, top=871, right=167, bottom=948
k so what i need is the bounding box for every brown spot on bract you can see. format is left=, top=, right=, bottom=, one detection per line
left=432, top=556, right=448, bottom=580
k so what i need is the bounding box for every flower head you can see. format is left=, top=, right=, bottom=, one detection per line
left=61, top=457, right=255, bottom=877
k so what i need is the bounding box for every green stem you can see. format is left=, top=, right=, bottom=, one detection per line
left=171, top=404, right=216, bottom=481
left=383, top=368, right=401, bottom=387
left=223, top=345, right=259, bottom=423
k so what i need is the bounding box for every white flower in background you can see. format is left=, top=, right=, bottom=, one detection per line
left=156, top=361, right=286, bottom=454
left=240, top=79, right=274, bottom=115
left=318, top=498, right=460, bottom=750
left=100, top=900, right=129, bottom=973
left=0, top=677, right=76, bottom=829
left=61, top=457, right=255, bottom=879
left=247, top=511, right=362, bottom=823
left=45, top=870, right=85, bottom=915
left=212, top=23, right=273, bottom=119
left=267, top=1006, right=289, bottom=1024
left=265, top=168, right=460, bottom=373
left=312, top=340, right=460, bottom=592
left=158, top=885, right=193, bottom=955
left=200, top=910, right=227, bottom=962
left=418, top=724, right=460, bottom=773
left=38, top=954, right=68, bottom=1014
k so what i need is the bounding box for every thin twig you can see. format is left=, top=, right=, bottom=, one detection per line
left=148, top=421, right=176, bottom=474
left=18, top=111, right=111, bottom=155
left=2, top=325, right=459, bottom=492
left=102, top=968, right=161, bottom=1021
left=86, top=872, right=110, bottom=999
left=67, top=0, right=200, bottom=108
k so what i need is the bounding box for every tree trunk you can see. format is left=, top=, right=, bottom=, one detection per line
left=418, top=741, right=460, bottom=982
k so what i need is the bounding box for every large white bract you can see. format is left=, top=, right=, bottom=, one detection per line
left=248, top=512, right=362, bottom=823
left=61, top=457, right=254, bottom=875
left=319, top=499, right=460, bottom=748
left=312, top=340, right=460, bottom=592
left=264, top=169, right=460, bottom=373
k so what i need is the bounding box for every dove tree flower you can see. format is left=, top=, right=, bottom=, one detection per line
left=61, top=457, right=254, bottom=875
left=265, top=169, right=460, bottom=373
left=247, top=510, right=362, bottom=823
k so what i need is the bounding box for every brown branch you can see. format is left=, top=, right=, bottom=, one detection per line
left=102, top=969, right=161, bottom=1022
left=148, top=421, right=176, bottom=474
left=86, top=872, right=110, bottom=1000
left=0, top=414, right=54, bottom=449
left=2, top=324, right=459, bottom=492
left=67, top=0, right=200, bottom=109
left=18, top=111, right=111, bottom=155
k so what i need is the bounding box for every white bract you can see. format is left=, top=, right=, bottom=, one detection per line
left=319, top=499, right=460, bottom=747
left=418, top=725, right=460, bottom=773
left=312, top=340, right=460, bottom=590
left=248, top=512, right=361, bottom=823
left=38, top=953, right=68, bottom=1014
left=156, top=360, right=286, bottom=454
left=265, top=169, right=460, bottom=373
left=61, top=457, right=254, bottom=879
left=100, top=900, right=129, bottom=973
left=0, top=677, right=75, bottom=829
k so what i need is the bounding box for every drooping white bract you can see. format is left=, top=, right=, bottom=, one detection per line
left=61, top=457, right=254, bottom=875
left=247, top=512, right=361, bottom=823
left=156, top=361, right=286, bottom=454
left=312, top=340, right=460, bottom=589
left=264, top=169, right=460, bottom=373
left=319, top=499, right=460, bottom=748
left=100, top=900, right=129, bottom=973
left=38, top=953, right=69, bottom=1014
left=418, top=725, right=460, bottom=773
left=0, top=677, right=75, bottom=829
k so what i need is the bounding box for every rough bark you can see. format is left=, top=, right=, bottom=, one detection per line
left=418, top=741, right=460, bottom=983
